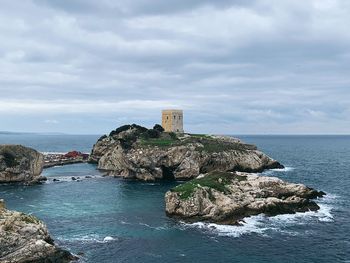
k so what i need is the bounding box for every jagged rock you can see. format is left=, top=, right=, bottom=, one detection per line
left=0, top=145, right=44, bottom=184
left=0, top=199, right=77, bottom=263
left=89, top=124, right=283, bottom=181
left=165, top=171, right=325, bottom=224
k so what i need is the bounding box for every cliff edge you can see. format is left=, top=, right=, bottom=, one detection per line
left=90, top=124, right=283, bottom=181
left=165, top=171, right=325, bottom=224
left=0, top=145, right=45, bottom=184
left=0, top=199, right=77, bottom=263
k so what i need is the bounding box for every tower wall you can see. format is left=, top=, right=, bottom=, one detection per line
left=162, top=110, right=183, bottom=133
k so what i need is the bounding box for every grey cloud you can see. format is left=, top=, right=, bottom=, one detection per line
left=33, top=0, right=257, bottom=16
left=0, top=0, right=349, bottom=134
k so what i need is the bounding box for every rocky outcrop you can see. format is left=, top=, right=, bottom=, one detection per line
left=165, top=171, right=325, bottom=224
left=0, top=199, right=77, bottom=263
left=0, top=145, right=45, bottom=184
left=90, top=124, right=283, bottom=181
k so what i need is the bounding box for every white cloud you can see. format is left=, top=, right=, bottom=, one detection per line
left=44, top=119, right=59, bottom=124
left=0, top=0, right=349, bottom=134
left=0, top=99, right=186, bottom=114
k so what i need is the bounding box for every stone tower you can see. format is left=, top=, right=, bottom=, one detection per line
left=162, top=109, right=184, bottom=133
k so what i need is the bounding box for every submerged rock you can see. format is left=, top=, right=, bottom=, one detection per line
left=0, top=145, right=44, bottom=184
left=0, top=199, right=77, bottom=263
left=90, top=124, right=283, bottom=181
left=165, top=171, right=325, bottom=224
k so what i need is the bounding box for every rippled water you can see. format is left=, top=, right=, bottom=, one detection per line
left=0, top=134, right=349, bottom=262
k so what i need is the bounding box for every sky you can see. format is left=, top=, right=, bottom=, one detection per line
left=0, top=0, right=349, bottom=135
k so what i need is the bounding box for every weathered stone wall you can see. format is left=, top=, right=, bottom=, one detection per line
left=162, top=109, right=184, bottom=133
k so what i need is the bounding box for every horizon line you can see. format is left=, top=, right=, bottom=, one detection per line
left=1, top=131, right=350, bottom=136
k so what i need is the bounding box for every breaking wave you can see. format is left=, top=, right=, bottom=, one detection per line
left=182, top=193, right=336, bottom=238
left=58, top=234, right=117, bottom=244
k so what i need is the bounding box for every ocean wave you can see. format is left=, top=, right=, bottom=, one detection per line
left=262, top=166, right=295, bottom=175
left=271, top=166, right=295, bottom=172
left=58, top=234, right=117, bottom=243
left=139, top=222, right=168, bottom=230
left=181, top=196, right=335, bottom=238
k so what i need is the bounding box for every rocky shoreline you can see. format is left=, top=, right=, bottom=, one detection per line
left=90, top=124, right=284, bottom=181
left=0, top=199, right=77, bottom=263
left=89, top=124, right=325, bottom=224
left=165, top=171, right=325, bottom=224
left=0, top=126, right=326, bottom=259
left=0, top=145, right=45, bottom=185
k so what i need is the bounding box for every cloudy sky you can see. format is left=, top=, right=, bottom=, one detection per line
left=0, top=0, right=349, bottom=134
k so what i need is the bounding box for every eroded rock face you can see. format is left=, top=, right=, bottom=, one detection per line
left=90, top=125, right=283, bottom=181
left=0, top=199, right=77, bottom=263
left=165, top=172, right=325, bottom=224
left=0, top=145, right=44, bottom=184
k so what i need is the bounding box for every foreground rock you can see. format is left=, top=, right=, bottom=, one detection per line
left=0, top=145, right=45, bottom=184
left=0, top=199, right=77, bottom=263
left=90, top=124, right=283, bottom=181
left=165, top=171, right=325, bottom=224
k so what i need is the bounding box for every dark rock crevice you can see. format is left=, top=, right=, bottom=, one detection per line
left=161, top=165, right=176, bottom=180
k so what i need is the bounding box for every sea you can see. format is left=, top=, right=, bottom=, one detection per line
left=0, top=134, right=349, bottom=263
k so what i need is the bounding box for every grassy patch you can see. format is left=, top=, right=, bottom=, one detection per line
left=21, top=213, right=40, bottom=224
left=140, top=132, right=179, bottom=147
left=189, top=134, right=211, bottom=138
left=171, top=171, right=246, bottom=199
left=140, top=138, right=178, bottom=147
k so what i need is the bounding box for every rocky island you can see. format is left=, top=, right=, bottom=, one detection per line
left=0, top=145, right=45, bottom=184
left=90, top=124, right=284, bottom=181
left=165, top=171, right=325, bottom=224
left=90, top=124, right=324, bottom=224
left=0, top=199, right=76, bottom=263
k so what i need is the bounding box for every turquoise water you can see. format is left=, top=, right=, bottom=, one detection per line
left=0, top=134, right=349, bottom=262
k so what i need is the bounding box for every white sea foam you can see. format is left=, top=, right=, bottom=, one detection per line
left=103, top=236, right=115, bottom=242
left=262, top=167, right=295, bottom=176
left=139, top=222, right=168, bottom=230
left=182, top=195, right=335, bottom=238
left=59, top=234, right=117, bottom=243
left=272, top=166, right=295, bottom=172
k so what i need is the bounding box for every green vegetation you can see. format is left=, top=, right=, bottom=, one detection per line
left=169, top=132, right=178, bottom=140
left=140, top=138, right=178, bottom=147
left=21, top=213, right=40, bottom=224
left=140, top=131, right=180, bottom=147
left=171, top=171, right=246, bottom=199
left=153, top=124, right=164, bottom=133
left=106, top=124, right=256, bottom=153
left=189, top=133, right=211, bottom=138
left=2, top=151, right=18, bottom=167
